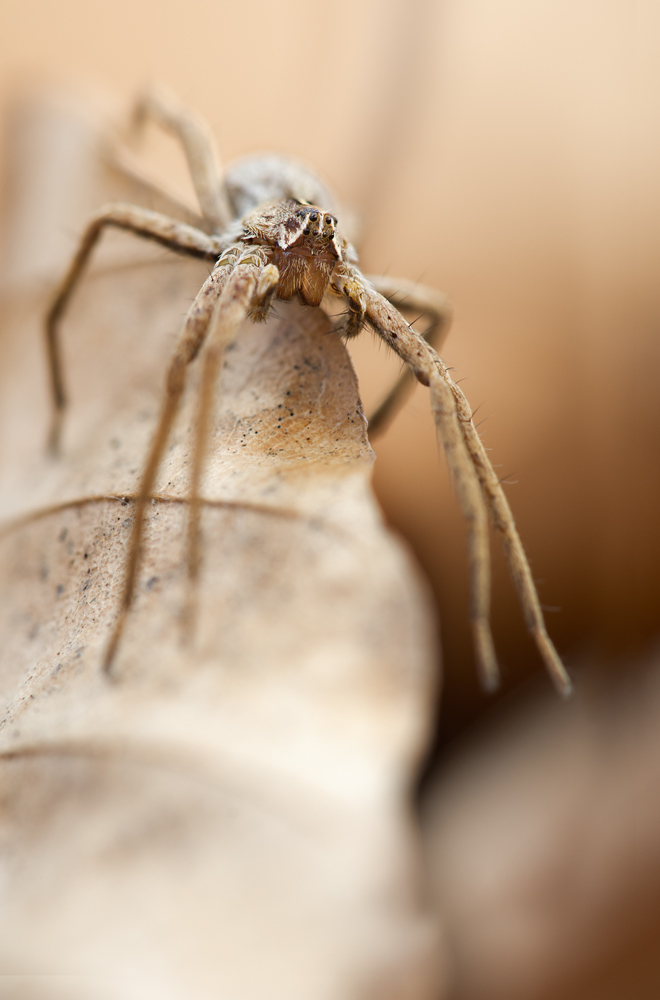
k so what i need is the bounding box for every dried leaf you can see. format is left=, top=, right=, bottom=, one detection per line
left=0, top=93, right=443, bottom=1000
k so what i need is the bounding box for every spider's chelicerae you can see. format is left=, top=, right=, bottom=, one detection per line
left=45, top=86, right=571, bottom=696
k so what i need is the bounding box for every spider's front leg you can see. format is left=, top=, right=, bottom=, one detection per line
left=184, top=251, right=279, bottom=628
left=332, top=264, right=499, bottom=692
left=333, top=264, right=572, bottom=696
left=443, top=370, right=572, bottom=696
left=103, top=248, right=277, bottom=675
left=363, top=275, right=453, bottom=437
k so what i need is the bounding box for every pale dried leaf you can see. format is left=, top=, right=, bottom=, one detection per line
left=0, top=94, right=444, bottom=1000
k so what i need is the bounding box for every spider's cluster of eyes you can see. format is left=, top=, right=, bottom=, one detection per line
left=295, top=208, right=338, bottom=238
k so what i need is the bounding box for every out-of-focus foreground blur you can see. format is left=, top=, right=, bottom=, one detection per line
left=1, top=2, right=659, bottom=999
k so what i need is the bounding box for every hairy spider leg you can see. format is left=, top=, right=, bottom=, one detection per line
left=45, top=203, right=222, bottom=453
left=183, top=251, right=279, bottom=635
left=102, top=258, right=236, bottom=674
left=446, top=379, right=573, bottom=697
left=132, top=83, right=231, bottom=233
left=46, top=86, right=570, bottom=696
left=330, top=263, right=499, bottom=691
left=364, top=286, right=499, bottom=691
left=362, top=274, right=454, bottom=436
left=104, top=142, right=207, bottom=232
left=360, top=280, right=571, bottom=697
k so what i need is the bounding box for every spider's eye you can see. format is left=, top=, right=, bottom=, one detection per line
left=310, top=212, right=318, bottom=221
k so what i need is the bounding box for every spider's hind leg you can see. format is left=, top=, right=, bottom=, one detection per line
left=104, top=141, right=207, bottom=231
left=132, top=83, right=232, bottom=234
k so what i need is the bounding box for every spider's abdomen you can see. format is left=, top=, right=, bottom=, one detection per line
left=224, top=155, right=337, bottom=219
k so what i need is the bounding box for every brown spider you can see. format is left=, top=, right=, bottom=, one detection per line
left=45, top=85, right=571, bottom=696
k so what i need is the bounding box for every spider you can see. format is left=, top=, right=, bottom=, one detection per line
left=44, top=85, right=571, bottom=697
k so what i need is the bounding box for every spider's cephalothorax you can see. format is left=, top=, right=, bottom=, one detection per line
left=241, top=199, right=350, bottom=312
left=44, top=85, right=572, bottom=696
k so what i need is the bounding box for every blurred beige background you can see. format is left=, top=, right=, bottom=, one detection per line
left=1, top=2, right=660, bottom=999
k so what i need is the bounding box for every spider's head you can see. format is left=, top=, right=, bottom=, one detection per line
left=243, top=200, right=342, bottom=255
left=241, top=199, right=356, bottom=305
left=286, top=204, right=342, bottom=262
left=295, top=206, right=338, bottom=242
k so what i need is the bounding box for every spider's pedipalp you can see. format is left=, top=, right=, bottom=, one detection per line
left=249, top=263, right=280, bottom=323
left=45, top=202, right=224, bottom=454
left=329, top=262, right=368, bottom=339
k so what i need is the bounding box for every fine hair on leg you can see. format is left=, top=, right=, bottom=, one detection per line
left=183, top=254, right=278, bottom=634
left=133, top=83, right=232, bottom=233
left=102, top=262, right=233, bottom=675
left=43, top=94, right=569, bottom=694
left=103, top=141, right=207, bottom=231
left=45, top=203, right=223, bottom=454
left=360, top=281, right=572, bottom=697
left=355, top=280, right=499, bottom=691
left=447, top=386, right=572, bottom=695
left=363, top=274, right=454, bottom=436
